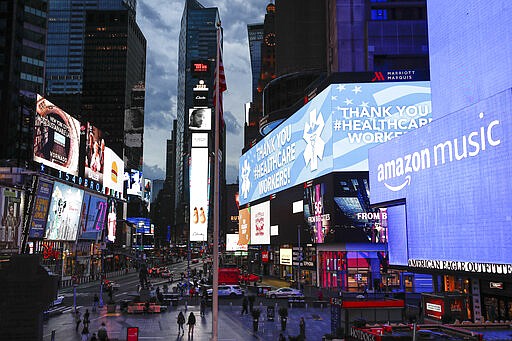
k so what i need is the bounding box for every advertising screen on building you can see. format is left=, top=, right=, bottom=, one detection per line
left=239, top=81, right=432, bottom=205
left=34, top=95, right=81, bottom=176
left=189, top=148, right=209, bottom=242
left=280, top=248, right=292, bottom=266
left=126, top=169, right=143, bottom=197
left=107, top=198, right=117, bottom=242
left=79, top=193, right=107, bottom=240
left=84, top=122, right=105, bottom=185
left=45, top=182, right=84, bottom=241
left=30, top=179, right=54, bottom=239
left=369, top=91, right=512, bottom=273
left=238, top=207, right=251, bottom=245
left=189, top=108, right=211, bottom=131
left=250, top=201, right=270, bottom=245
left=226, top=233, right=248, bottom=251
left=304, top=182, right=330, bottom=243
left=103, top=147, right=124, bottom=197
left=143, top=179, right=152, bottom=212
left=0, top=188, right=23, bottom=249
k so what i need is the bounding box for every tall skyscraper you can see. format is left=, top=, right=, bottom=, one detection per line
left=0, top=0, right=48, bottom=169
left=174, top=0, right=225, bottom=243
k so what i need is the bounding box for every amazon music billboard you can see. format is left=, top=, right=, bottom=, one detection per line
left=369, top=91, right=512, bottom=274
left=239, top=81, right=432, bottom=205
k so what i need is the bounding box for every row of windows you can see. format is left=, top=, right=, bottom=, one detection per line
left=24, top=6, right=47, bottom=18
left=21, top=55, right=44, bottom=67
left=20, top=72, right=43, bottom=84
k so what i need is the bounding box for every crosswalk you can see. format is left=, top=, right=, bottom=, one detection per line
left=44, top=304, right=83, bottom=318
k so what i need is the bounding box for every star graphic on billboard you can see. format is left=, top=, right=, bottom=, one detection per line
left=303, top=109, right=325, bottom=171
left=241, top=159, right=251, bottom=199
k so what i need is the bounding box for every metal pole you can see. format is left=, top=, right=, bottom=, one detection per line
left=212, top=22, right=221, bottom=341
left=297, top=225, right=301, bottom=293
left=99, top=250, right=104, bottom=307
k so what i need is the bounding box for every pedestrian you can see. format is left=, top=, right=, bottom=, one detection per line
left=97, top=322, right=108, bottom=341
left=279, top=333, right=286, bottom=341
left=187, top=311, right=196, bottom=337
left=200, top=297, right=206, bottom=317
left=81, top=325, right=90, bottom=341
left=75, top=309, right=81, bottom=332
left=177, top=311, right=186, bottom=335
left=83, top=309, right=90, bottom=328
left=93, top=293, right=99, bottom=312
left=248, top=294, right=255, bottom=312
left=299, top=316, right=306, bottom=339
left=241, top=296, right=249, bottom=315
left=90, top=333, right=98, bottom=341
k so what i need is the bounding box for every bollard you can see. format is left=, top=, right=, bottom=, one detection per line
left=51, top=330, right=56, bottom=341
left=230, top=302, right=233, bottom=311
left=305, top=303, right=308, bottom=310
left=321, top=303, right=324, bottom=310
left=185, top=300, right=188, bottom=311
left=260, top=302, right=263, bottom=307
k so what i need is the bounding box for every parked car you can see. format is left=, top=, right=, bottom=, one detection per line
left=207, top=285, right=244, bottom=297
left=191, top=258, right=199, bottom=264
left=239, top=273, right=260, bottom=283
left=265, top=287, right=303, bottom=299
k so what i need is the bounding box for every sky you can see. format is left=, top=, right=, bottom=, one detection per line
left=138, top=0, right=269, bottom=184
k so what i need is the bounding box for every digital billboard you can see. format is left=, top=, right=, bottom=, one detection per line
left=238, top=207, right=251, bottom=245
left=226, top=233, right=248, bottom=251
left=125, top=169, right=143, bottom=197
left=304, top=182, right=330, bottom=243
left=0, top=188, right=23, bottom=249
left=189, top=148, right=209, bottom=242
left=189, top=108, right=211, bottom=131
left=143, top=179, right=152, bottom=212
left=250, top=201, right=270, bottom=245
left=103, top=147, right=124, bottom=197
left=84, top=122, right=105, bottom=184
left=45, top=182, right=84, bottom=241
left=107, top=198, right=117, bottom=242
left=29, top=178, right=54, bottom=239
left=369, top=91, right=512, bottom=274
left=33, top=95, right=81, bottom=176
left=79, top=193, right=107, bottom=240
left=239, top=81, right=432, bottom=205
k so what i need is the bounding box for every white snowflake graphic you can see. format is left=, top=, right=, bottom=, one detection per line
left=303, top=109, right=325, bottom=171
left=241, top=159, right=251, bottom=199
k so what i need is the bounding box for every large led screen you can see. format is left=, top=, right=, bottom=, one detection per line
left=84, top=123, right=105, bottom=184
left=189, top=108, right=211, bottom=131
left=0, top=188, right=23, bottom=249
left=33, top=95, right=81, bottom=175
left=103, top=147, right=125, bottom=197
left=250, top=201, right=270, bottom=245
left=45, top=182, right=84, bottom=241
left=239, top=81, right=431, bottom=205
left=226, top=233, right=248, bottom=251
left=126, top=169, right=143, bottom=197
left=79, top=193, right=107, bottom=240
left=189, top=148, right=209, bottom=242
left=369, top=91, right=512, bottom=273
left=238, top=208, right=251, bottom=245
left=304, top=182, right=330, bottom=243
left=30, top=179, right=54, bottom=239
left=107, top=198, right=117, bottom=242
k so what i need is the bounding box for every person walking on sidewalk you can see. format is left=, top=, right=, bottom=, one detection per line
left=299, top=316, right=306, bottom=339
left=187, top=311, right=196, bottom=337
left=248, top=294, right=255, bottom=312
left=93, top=293, right=99, bottom=312
left=241, top=296, right=249, bottom=315
left=177, top=311, right=186, bottom=335
left=200, top=297, right=206, bottom=317
left=83, top=309, right=90, bottom=328
left=74, top=309, right=81, bottom=332
left=97, top=322, right=108, bottom=341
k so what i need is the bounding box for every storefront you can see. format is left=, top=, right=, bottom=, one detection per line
left=480, top=280, right=512, bottom=322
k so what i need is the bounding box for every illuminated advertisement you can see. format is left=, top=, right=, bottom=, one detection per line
left=369, top=91, right=512, bottom=273
left=107, top=198, right=117, bottom=242
left=30, top=179, right=54, bottom=239
left=304, top=182, right=330, bottom=243
left=45, top=182, right=84, bottom=241
left=189, top=148, right=209, bottom=242
left=33, top=95, right=81, bottom=176
left=226, top=233, right=248, bottom=251
left=238, top=208, right=251, bottom=245
left=189, top=108, right=211, bottom=131
left=250, top=201, right=270, bottom=245
left=79, top=193, right=107, bottom=240
left=0, top=188, right=23, bottom=249
left=127, top=217, right=151, bottom=234
left=280, top=248, right=293, bottom=266
left=84, top=122, right=105, bottom=184
left=103, top=147, right=124, bottom=197
left=126, top=169, right=143, bottom=197
left=192, top=133, right=208, bottom=147
left=424, top=297, right=444, bottom=320
left=143, top=179, right=152, bottom=211
left=239, top=81, right=431, bottom=205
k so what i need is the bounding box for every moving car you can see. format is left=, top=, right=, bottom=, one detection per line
left=265, top=287, right=303, bottom=299
left=160, top=270, right=173, bottom=278
left=102, top=279, right=120, bottom=291
left=207, top=285, right=244, bottom=297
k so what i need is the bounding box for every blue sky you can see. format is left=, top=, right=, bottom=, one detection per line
left=138, top=0, right=268, bottom=183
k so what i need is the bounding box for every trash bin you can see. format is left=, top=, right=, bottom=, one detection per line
left=267, top=305, right=275, bottom=321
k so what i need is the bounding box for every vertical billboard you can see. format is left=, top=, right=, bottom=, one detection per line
left=126, top=169, right=143, bottom=197
left=226, top=233, right=248, bottom=251
left=143, top=179, right=152, bottom=212
left=30, top=179, right=54, bottom=238
left=188, top=108, right=212, bottom=131
left=238, top=207, right=251, bottom=245
left=79, top=193, right=107, bottom=240
left=0, top=188, right=23, bottom=249
left=107, top=198, right=117, bottom=242
left=239, top=81, right=432, bottom=205
left=189, top=148, right=209, bottom=241
left=103, top=147, right=125, bottom=197
left=250, top=201, right=270, bottom=245
left=304, top=182, right=330, bottom=243
left=45, top=182, right=84, bottom=241
left=84, top=123, right=105, bottom=184
left=33, top=95, right=81, bottom=175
